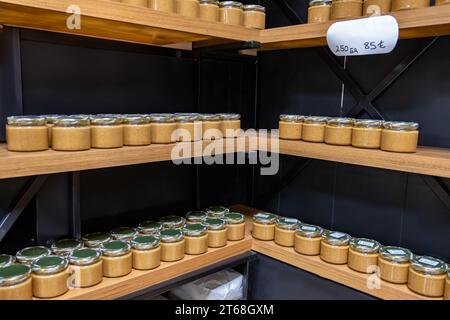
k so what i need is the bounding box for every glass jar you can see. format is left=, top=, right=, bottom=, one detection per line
left=219, top=113, right=241, bottom=138
left=252, top=212, right=277, bottom=241
left=6, top=116, right=49, bottom=151
left=131, top=235, right=161, bottom=270
left=391, top=0, right=429, bottom=11
left=308, top=0, right=332, bottom=23
left=320, top=231, right=351, bottom=264
left=381, top=121, right=419, bottom=153
left=137, top=221, right=162, bottom=235
left=0, top=264, right=32, bottom=300
left=224, top=212, right=245, bottom=241
left=90, top=116, right=124, bottom=149
left=200, top=114, right=222, bottom=140
left=294, top=224, right=324, bottom=256
left=436, top=0, right=450, bottom=5
left=175, top=114, right=202, bottom=142
left=206, top=205, right=230, bottom=218
left=68, top=248, right=103, bottom=288
left=199, top=0, right=220, bottom=22
left=183, top=223, right=209, bottom=255
left=149, top=0, right=175, bottom=13
left=160, top=229, right=185, bottom=262
left=378, top=246, right=413, bottom=284
left=16, top=246, right=52, bottom=266
left=274, top=217, right=300, bottom=247
left=176, top=0, right=200, bottom=17
left=219, top=1, right=244, bottom=26
left=122, top=114, right=152, bottom=146
left=324, top=117, right=354, bottom=146
left=51, top=239, right=83, bottom=257
left=31, top=255, right=69, bottom=298
left=243, top=4, right=266, bottom=29
left=110, top=227, right=138, bottom=241
left=302, top=116, right=328, bottom=142
left=82, top=232, right=112, bottom=248
left=43, top=114, right=65, bottom=147
left=101, top=240, right=132, bottom=278
left=348, top=238, right=381, bottom=273
left=331, top=0, right=363, bottom=20
left=363, top=0, right=391, bottom=15
left=205, top=218, right=228, bottom=248
left=122, top=0, right=148, bottom=6
left=51, top=117, right=91, bottom=151
left=186, top=211, right=208, bottom=224
left=279, top=115, right=304, bottom=140
left=445, top=271, right=449, bottom=300
left=160, top=215, right=186, bottom=229
left=351, top=119, right=383, bottom=149
left=0, top=255, right=15, bottom=268
left=407, top=256, right=447, bottom=297
left=150, top=114, right=177, bottom=144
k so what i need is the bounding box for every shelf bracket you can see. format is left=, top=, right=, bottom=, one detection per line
left=421, top=176, right=450, bottom=212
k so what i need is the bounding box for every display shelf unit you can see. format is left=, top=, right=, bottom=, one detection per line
left=229, top=205, right=443, bottom=301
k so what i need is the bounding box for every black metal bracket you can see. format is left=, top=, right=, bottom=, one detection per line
left=421, top=176, right=450, bottom=212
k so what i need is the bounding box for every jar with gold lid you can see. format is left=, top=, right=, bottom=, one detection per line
left=392, top=0, right=429, bottom=11
left=101, top=240, right=132, bottom=278
left=175, top=114, right=202, bottom=142
left=381, top=121, right=419, bottom=153
left=122, top=0, right=148, bottom=6
left=51, top=239, right=83, bottom=257
left=219, top=1, right=244, bottom=26
left=252, top=212, right=277, bottom=241
left=150, top=114, right=177, bottom=144
left=122, top=114, right=152, bottom=146
left=206, top=205, right=229, bottom=218
left=82, top=232, right=112, bottom=248
left=294, top=224, right=324, bottom=256
left=320, top=231, right=351, bottom=264
left=0, top=255, right=15, bottom=268
left=363, top=0, right=391, bottom=15
left=302, top=116, right=328, bottom=142
left=224, top=212, right=245, bottom=241
left=331, top=0, right=363, bottom=20
left=31, top=255, right=69, bottom=298
left=308, top=0, right=332, bottom=23
left=200, top=114, right=222, bottom=140
left=279, top=115, right=304, bottom=140
left=378, top=246, right=413, bottom=284
left=0, top=264, right=32, bottom=300
left=110, top=227, right=138, bottom=241
left=68, top=248, right=103, bottom=288
left=160, top=229, right=185, bottom=262
left=351, top=119, right=383, bottom=149
left=16, top=246, right=52, bottom=266
left=407, top=255, right=447, bottom=297
left=199, top=0, right=220, bottom=22
left=186, top=211, right=208, bottom=224
left=137, top=221, right=162, bottom=235
left=176, top=0, right=200, bottom=18
left=445, top=271, right=449, bottom=300
left=325, top=117, right=354, bottom=146
left=243, top=4, right=266, bottom=29
left=218, top=113, right=241, bottom=138
left=160, top=215, right=186, bottom=230
left=43, top=114, right=65, bottom=147
left=52, top=117, right=91, bottom=151
left=183, top=223, right=208, bottom=255
left=149, top=0, right=175, bottom=13
left=6, top=116, right=49, bottom=152
left=274, top=217, right=300, bottom=247
left=348, top=238, right=380, bottom=273
left=131, top=235, right=161, bottom=270
left=205, top=218, right=227, bottom=248
left=91, top=116, right=124, bottom=149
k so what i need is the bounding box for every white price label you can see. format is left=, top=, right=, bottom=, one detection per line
left=358, top=240, right=375, bottom=247
left=326, top=15, right=399, bottom=57
left=330, top=232, right=345, bottom=239
left=387, top=249, right=406, bottom=255
left=418, top=257, right=439, bottom=267
left=302, top=226, right=317, bottom=231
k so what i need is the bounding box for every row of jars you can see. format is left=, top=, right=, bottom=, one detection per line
left=112, top=0, right=266, bottom=29
left=279, top=115, right=419, bottom=153
left=5, top=113, right=241, bottom=152
left=251, top=212, right=449, bottom=298
left=308, top=0, right=448, bottom=24
left=0, top=205, right=245, bottom=300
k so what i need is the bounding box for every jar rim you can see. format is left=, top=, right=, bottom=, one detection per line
left=0, top=264, right=31, bottom=287
left=296, top=224, right=323, bottom=238
left=276, top=217, right=300, bottom=230
left=42, top=114, right=67, bottom=124
left=280, top=114, right=304, bottom=122
left=0, top=254, right=15, bottom=268
left=82, top=232, right=112, bottom=248
left=200, top=114, right=221, bottom=121
left=326, top=117, right=355, bottom=127
left=51, top=239, right=83, bottom=256
left=91, top=116, right=123, bottom=125
left=199, top=0, right=220, bottom=4
left=122, top=114, right=151, bottom=124
left=350, top=238, right=381, bottom=254
left=101, top=240, right=131, bottom=257
left=131, top=235, right=160, bottom=250
left=218, top=113, right=241, bottom=120
left=69, top=248, right=101, bottom=266
left=110, top=227, right=138, bottom=240
left=175, top=114, right=201, bottom=122
left=253, top=212, right=277, bottom=224
left=32, top=255, right=68, bottom=275
left=150, top=115, right=175, bottom=123
left=243, top=4, right=266, bottom=12
left=354, top=119, right=384, bottom=128
left=224, top=212, right=245, bottom=224
left=410, top=256, right=447, bottom=275
left=54, top=116, right=90, bottom=127
left=383, top=121, right=419, bottom=131
left=219, top=1, right=243, bottom=9
left=183, top=223, right=208, bottom=237
left=7, top=115, right=47, bottom=126
left=304, top=116, right=328, bottom=124
left=160, top=229, right=184, bottom=243
left=16, top=246, right=52, bottom=265
left=322, top=231, right=351, bottom=246
left=309, top=0, right=332, bottom=6
left=379, top=246, right=413, bottom=263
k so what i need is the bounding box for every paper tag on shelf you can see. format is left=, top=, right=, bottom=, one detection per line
left=326, top=15, right=399, bottom=57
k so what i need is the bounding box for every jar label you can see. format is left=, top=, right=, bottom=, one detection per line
left=301, top=226, right=316, bottom=231
left=418, top=257, right=439, bottom=267
left=357, top=240, right=374, bottom=247
left=255, top=214, right=269, bottom=218
left=284, top=218, right=298, bottom=224
left=329, top=232, right=345, bottom=239
left=387, top=249, right=406, bottom=255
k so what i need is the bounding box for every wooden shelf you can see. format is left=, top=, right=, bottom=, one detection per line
left=259, top=6, right=450, bottom=51
left=230, top=205, right=443, bottom=301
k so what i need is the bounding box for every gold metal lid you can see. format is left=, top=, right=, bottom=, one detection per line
left=326, top=117, right=355, bottom=127
left=279, top=114, right=304, bottom=123
left=379, top=246, right=413, bottom=263
left=276, top=217, right=300, bottom=230
left=296, top=224, right=323, bottom=238
left=322, top=230, right=351, bottom=246
left=304, top=116, right=328, bottom=124
left=7, top=115, right=47, bottom=126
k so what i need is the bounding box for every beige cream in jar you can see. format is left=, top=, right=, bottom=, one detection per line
left=302, top=116, right=328, bottom=142
left=294, top=224, right=324, bottom=256
left=68, top=248, right=103, bottom=288
left=160, top=229, right=185, bottom=262
left=82, top=232, right=112, bottom=248
left=219, top=113, right=241, bottom=138
left=206, top=205, right=230, bottom=218
left=183, top=223, right=209, bottom=255
left=363, top=0, right=391, bottom=14
left=279, top=114, right=303, bottom=140
left=351, top=119, right=383, bottom=149
left=320, top=231, right=351, bottom=264
left=331, top=0, right=363, bottom=20
left=205, top=218, right=228, bottom=248
left=6, top=116, right=49, bottom=152
left=243, top=4, right=266, bottom=29
left=160, top=215, right=186, bottom=230
left=175, top=114, right=202, bottom=142
left=131, top=235, right=161, bottom=270
left=0, top=264, right=33, bottom=300
left=219, top=1, right=244, bottom=26
left=91, top=116, right=124, bottom=149
left=149, top=0, right=175, bottom=12
left=137, top=221, right=162, bottom=235
left=408, top=256, right=447, bottom=297
left=378, top=246, right=412, bottom=284
left=16, top=246, right=52, bottom=267
left=391, top=0, right=429, bottom=11
left=101, top=240, right=132, bottom=278
left=110, top=227, right=138, bottom=242
left=348, top=238, right=380, bottom=274
left=122, top=114, right=152, bottom=146
left=252, top=212, right=277, bottom=241
left=199, top=0, right=220, bottom=22
left=150, top=114, right=177, bottom=144
left=324, top=117, right=354, bottom=146
left=201, top=114, right=222, bottom=140
left=224, top=212, right=246, bottom=241
left=274, top=217, right=300, bottom=247
left=176, top=0, right=200, bottom=17
left=31, top=255, right=69, bottom=298
left=51, top=239, right=83, bottom=257
left=308, top=0, right=332, bottom=23
left=52, top=117, right=91, bottom=151
left=381, top=121, right=419, bottom=153
left=186, top=211, right=208, bottom=224
left=43, top=114, right=65, bottom=147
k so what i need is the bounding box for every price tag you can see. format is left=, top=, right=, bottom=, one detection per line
left=326, top=15, right=399, bottom=57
